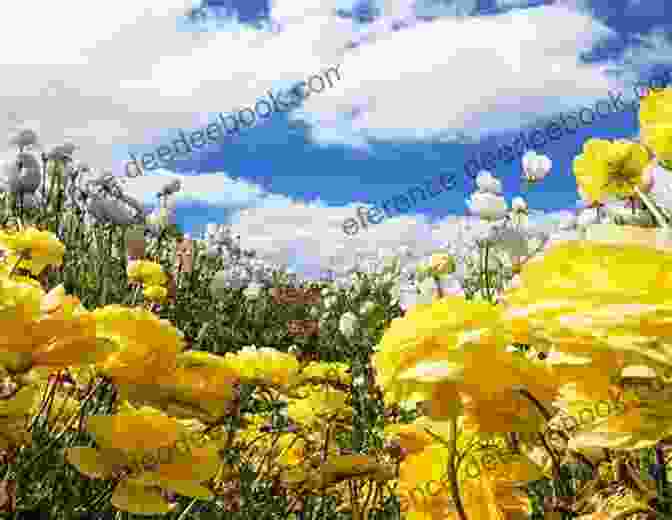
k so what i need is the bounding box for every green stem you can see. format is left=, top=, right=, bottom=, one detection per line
left=175, top=497, right=199, bottom=520
left=433, top=275, right=444, bottom=299
left=635, top=186, right=670, bottom=230
left=483, top=243, right=492, bottom=302
left=448, top=415, right=468, bottom=520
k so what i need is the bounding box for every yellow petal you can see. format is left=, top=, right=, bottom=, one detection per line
left=111, top=481, right=175, bottom=515
left=65, top=447, right=126, bottom=479
left=86, top=413, right=182, bottom=452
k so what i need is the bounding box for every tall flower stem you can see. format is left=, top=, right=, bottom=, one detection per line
left=433, top=275, right=444, bottom=299
left=635, top=186, right=670, bottom=230
left=482, top=243, right=492, bottom=302
left=447, top=415, right=468, bottom=520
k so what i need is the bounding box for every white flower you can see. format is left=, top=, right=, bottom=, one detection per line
left=157, top=178, right=181, bottom=197
left=398, top=245, right=412, bottom=258
left=466, top=191, right=508, bottom=220
left=324, top=295, right=338, bottom=309
left=0, top=153, right=42, bottom=194
left=123, top=159, right=143, bottom=178
left=47, top=142, right=76, bottom=161
left=243, top=281, right=263, bottom=300
left=338, top=312, right=358, bottom=338
left=88, top=195, right=134, bottom=225
left=522, top=151, right=552, bottom=182
left=215, top=228, right=232, bottom=246
left=558, top=212, right=578, bottom=230
left=9, top=129, right=39, bottom=149
left=206, top=244, right=222, bottom=259
left=576, top=208, right=601, bottom=229
left=475, top=171, right=503, bottom=194
left=511, top=196, right=527, bottom=212
left=206, top=222, right=220, bottom=237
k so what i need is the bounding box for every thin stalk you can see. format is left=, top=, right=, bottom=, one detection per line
left=482, top=243, right=492, bottom=302
left=8, top=251, right=28, bottom=278
left=175, top=498, right=199, bottom=520
left=635, top=185, right=670, bottom=230
left=14, top=380, right=102, bottom=480
left=447, top=415, right=468, bottom=520
left=433, top=275, right=444, bottom=299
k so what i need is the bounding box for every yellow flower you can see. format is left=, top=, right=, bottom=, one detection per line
left=127, top=260, right=167, bottom=287
left=371, top=296, right=507, bottom=401
left=222, top=346, right=300, bottom=387
left=66, top=407, right=220, bottom=515
left=639, top=87, right=672, bottom=164
left=275, top=433, right=307, bottom=466
left=0, top=227, right=65, bottom=275
left=44, top=391, right=82, bottom=433
left=143, top=285, right=168, bottom=303
left=502, top=241, right=672, bottom=368
left=298, top=361, right=352, bottom=386
left=429, top=253, right=456, bottom=276
left=287, top=385, right=350, bottom=426
left=398, top=443, right=452, bottom=518
left=384, top=418, right=437, bottom=456
left=94, top=306, right=185, bottom=386
left=318, top=454, right=393, bottom=487
left=117, top=363, right=238, bottom=424
left=0, top=384, right=40, bottom=452
left=572, top=138, right=651, bottom=205
left=0, top=282, right=114, bottom=371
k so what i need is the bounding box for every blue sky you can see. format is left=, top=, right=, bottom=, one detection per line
left=2, top=0, right=671, bottom=275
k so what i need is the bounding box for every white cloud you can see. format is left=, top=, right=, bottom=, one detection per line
left=0, top=0, right=357, bottom=173
left=122, top=170, right=296, bottom=208
left=215, top=195, right=572, bottom=275
left=1, top=0, right=662, bottom=275
left=494, top=0, right=535, bottom=8
left=0, top=0, right=628, bottom=174
left=292, top=4, right=625, bottom=146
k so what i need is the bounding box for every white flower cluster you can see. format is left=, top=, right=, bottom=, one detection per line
left=521, top=150, right=552, bottom=183
left=466, top=171, right=508, bottom=220
left=1, top=128, right=154, bottom=229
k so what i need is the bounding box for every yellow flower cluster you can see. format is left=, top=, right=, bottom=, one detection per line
left=0, top=239, right=393, bottom=515
left=0, top=226, right=65, bottom=276
left=639, top=86, right=672, bottom=164
left=373, top=238, right=672, bottom=518
left=127, top=260, right=169, bottom=304
left=221, top=345, right=300, bottom=387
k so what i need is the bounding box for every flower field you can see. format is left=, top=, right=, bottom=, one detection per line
left=1, top=89, right=672, bottom=520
